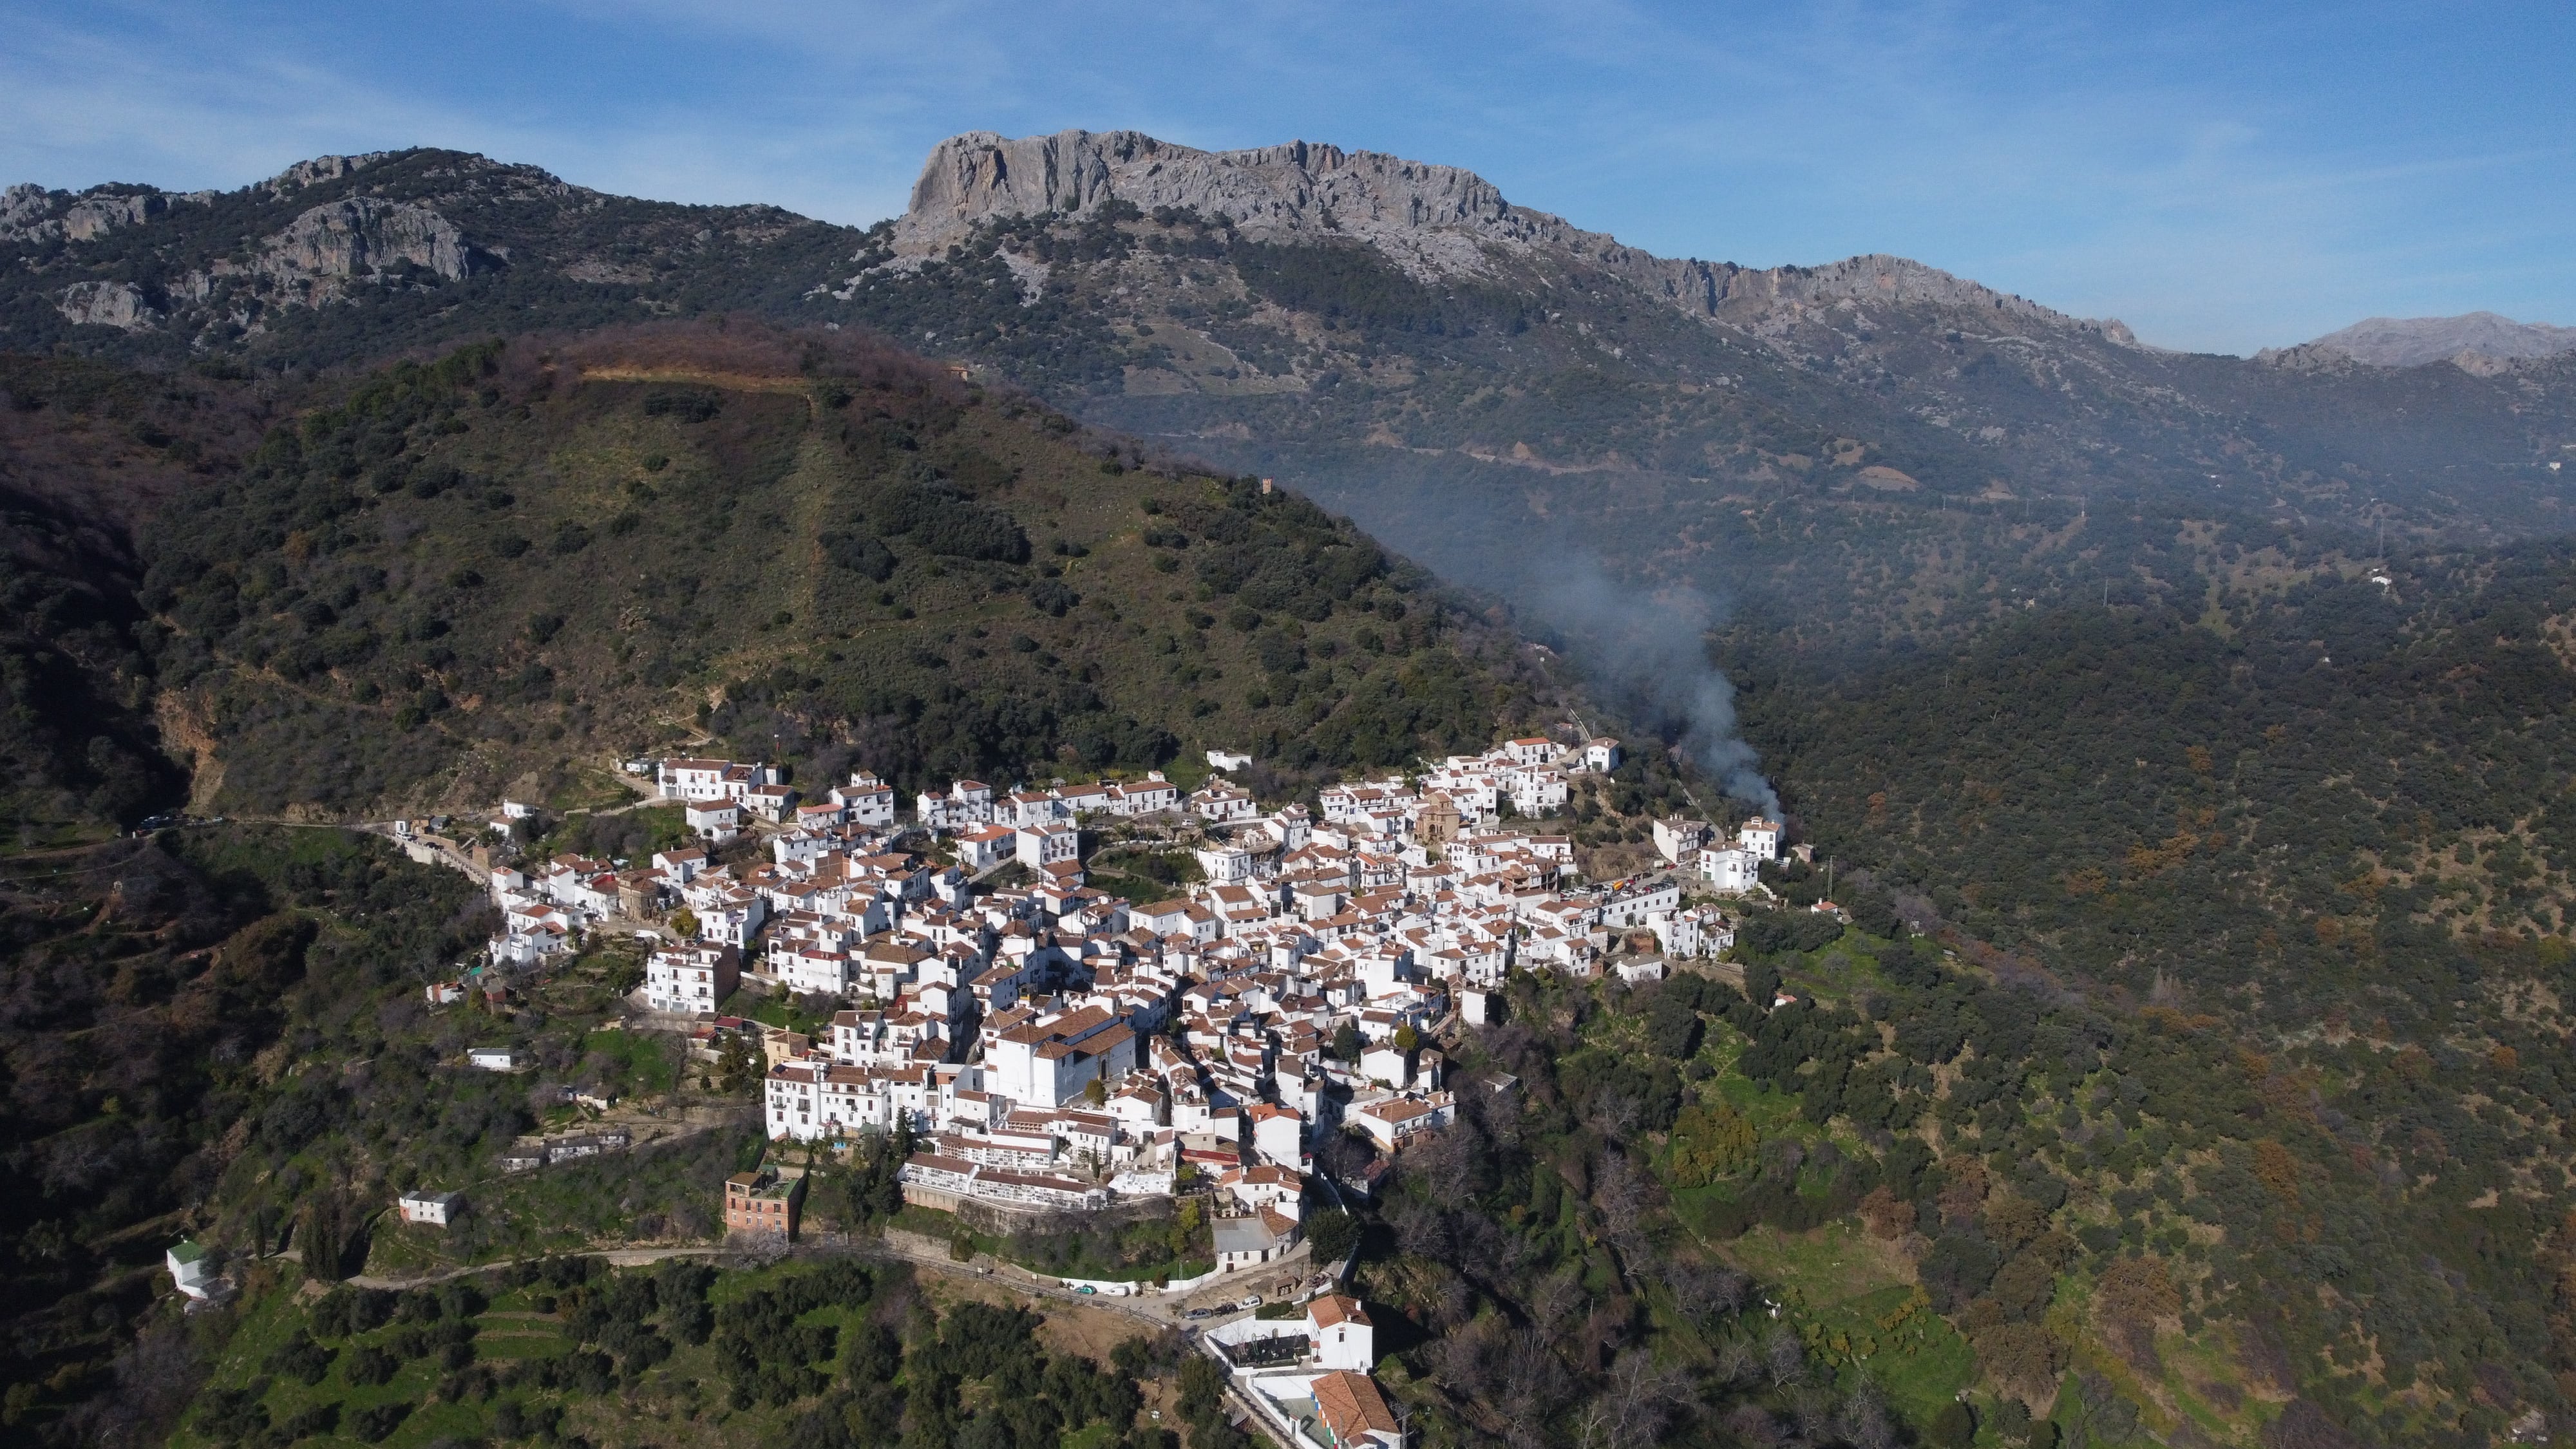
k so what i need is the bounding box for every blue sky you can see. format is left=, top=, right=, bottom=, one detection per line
left=3, top=0, right=2569, bottom=354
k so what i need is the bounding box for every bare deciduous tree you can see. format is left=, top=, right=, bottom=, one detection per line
left=1409, top=1119, right=1489, bottom=1202
left=1789, top=1385, right=1839, bottom=1443
left=1435, top=1316, right=1506, bottom=1400
left=1532, top=1266, right=1586, bottom=1329
left=1587, top=1091, right=1642, bottom=1145
left=1575, top=1349, right=1696, bottom=1449
left=1501, top=1325, right=1573, bottom=1426
left=1591, top=1150, right=1660, bottom=1267
left=55, top=1321, right=200, bottom=1449
left=1765, top=1323, right=1807, bottom=1387
left=1723, top=1401, right=1785, bottom=1445
left=1837, top=1383, right=1899, bottom=1449
left=1714, top=1336, right=1759, bottom=1387
left=1672, top=1260, right=1752, bottom=1326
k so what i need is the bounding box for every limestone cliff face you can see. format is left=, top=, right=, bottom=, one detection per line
left=895, top=128, right=2112, bottom=338
left=44, top=191, right=497, bottom=334
left=252, top=195, right=494, bottom=297
left=260, top=153, right=393, bottom=196
left=3, top=184, right=211, bottom=244
left=62, top=192, right=171, bottom=240
left=0, top=184, right=51, bottom=241
left=900, top=130, right=1526, bottom=281
left=55, top=280, right=161, bottom=330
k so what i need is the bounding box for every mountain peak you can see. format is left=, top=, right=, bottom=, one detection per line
left=2298, top=310, right=2576, bottom=368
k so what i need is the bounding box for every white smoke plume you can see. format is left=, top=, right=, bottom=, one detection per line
left=1521, top=554, right=1779, bottom=815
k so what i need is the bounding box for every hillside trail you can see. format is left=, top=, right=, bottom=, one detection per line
left=338, top=1227, right=1304, bottom=1336
left=343, top=1244, right=730, bottom=1291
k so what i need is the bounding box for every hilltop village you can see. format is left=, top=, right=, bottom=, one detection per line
left=455, top=733, right=1783, bottom=1193
left=375, top=732, right=1786, bottom=1443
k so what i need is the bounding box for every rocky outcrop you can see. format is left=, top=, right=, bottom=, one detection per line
left=261, top=153, right=392, bottom=195
left=0, top=184, right=51, bottom=242
left=253, top=196, right=492, bottom=294
left=893, top=128, right=2121, bottom=339
left=2250, top=341, right=2367, bottom=373
left=62, top=191, right=170, bottom=240
left=1660, top=252, right=2098, bottom=330
left=899, top=129, right=1530, bottom=283
left=56, top=281, right=162, bottom=330
left=4, top=182, right=216, bottom=244
left=4, top=185, right=168, bottom=243
left=902, top=131, right=1521, bottom=239
left=14, top=169, right=501, bottom=340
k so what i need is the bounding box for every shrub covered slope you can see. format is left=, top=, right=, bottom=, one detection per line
left=128, top=323, right=1534, bottom=817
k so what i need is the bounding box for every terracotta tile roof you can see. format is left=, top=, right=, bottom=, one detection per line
left=1308, top=1293, right=1371, bottom=1329
left=1312, top=1370, right=1400, bottom=1440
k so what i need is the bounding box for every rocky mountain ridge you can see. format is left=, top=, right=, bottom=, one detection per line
left=3, top=152, right=488, bottom=333
left=893, top=128, right=2134, bottom=344
left=0, top=148, right=850, bottom=362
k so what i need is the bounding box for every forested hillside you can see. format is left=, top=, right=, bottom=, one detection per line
left=0, top=828, right=492, bottom=1443
left=0, top=355, right=280, bottom=844
left=1698, top=551, right=2576, bottom=1446
left=1, top=323, right=1548, bottom=824
left=1349, top=909, right=2576, bottom=1449
left=1733, top=548, right=2576, bottom=1011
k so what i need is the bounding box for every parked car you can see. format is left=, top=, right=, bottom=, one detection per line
left=1184, top=1307, right=1213, bottom=1320
left=1074, top=1285, right=1096, bottom=1295
left=1237, top=1294, right=1263, bottom=1310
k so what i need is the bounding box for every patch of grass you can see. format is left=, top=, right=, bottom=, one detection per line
left=719, top=991, right=829, bottom=1038
left=1721, top=1220, right=1909, bottom=1304
left=1718, top=1222, right=1974, bottom=1427
left=1766, top=927, right=1908, bottom=1006
left=0, top=820, right=122, bottom=858
left=579, top=1027, right=678, bottom=1097
left=545, top=766, right=640, bottom=813
left=1082, top=871, right=1181, bottom=907
left=2078, top=1320, right=2268, bottom=1448
left=1697, top=1025, right=1816, bottom=1141
left=362, top=1222, right=452, bottom=1277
